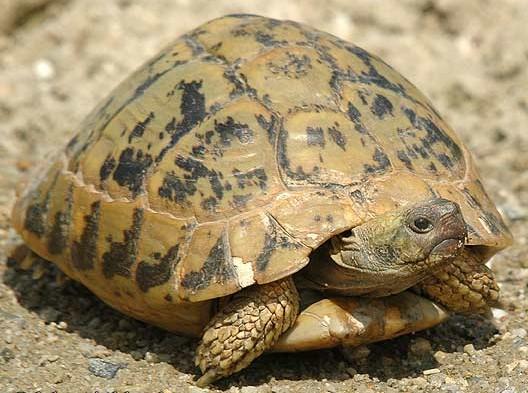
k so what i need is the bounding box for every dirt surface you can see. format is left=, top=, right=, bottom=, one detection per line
left=1, top=1, right=527, bottom=392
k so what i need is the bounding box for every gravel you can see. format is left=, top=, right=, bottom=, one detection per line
left=1, top=1, right=527, bottom=392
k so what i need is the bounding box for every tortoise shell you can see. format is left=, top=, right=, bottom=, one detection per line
left=12, top=14, right=512, bottom=334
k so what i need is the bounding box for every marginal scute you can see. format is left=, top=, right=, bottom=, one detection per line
left=178, top=222, right=239, bottom=301
left=101, top=206, right=144, bottom=280
left=68, top=183, right=106, bottom=280
left=228, top=211, right=311, bottom=285
left=135, top=209, right=192, bottom=303
left=21, top=159, right=63, bottom=238
left=46, top=175, right=74, bottom=257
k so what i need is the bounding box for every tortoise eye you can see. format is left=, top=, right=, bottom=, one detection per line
left=410, top=217, right=434, bottom=233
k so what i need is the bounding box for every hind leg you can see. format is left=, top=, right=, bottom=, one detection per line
left=195, top=276, right=299, bottom=386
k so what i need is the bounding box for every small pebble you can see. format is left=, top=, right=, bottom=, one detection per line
left=40, top=307, right=61, bottom=323
left=341, top=345, right=371, bottom=363
left=46, top=334, right=58, bottom=343
left=33, top=59, right=56, bottom=80
left=156, top=353, right=172, bottom=363
left=518, top=360, right=528, bottom=370
left=498, top=377, right=511, bottom=387
left=92, top=345, right=111, bottom=358
left=463, top=343, right=476, bottom=355
left=0, top=348, right=14, bottom=362
left=434, top=350, right=448, bottom=364
left=413, top=376, right=427, bottom=387
left=118, top=318, right=133, bottom=330
left=240, top=387, right=260, bottom=393
left=324, top=383, right=337, bottom=393
left=38, top=354, right=59, bottom=366
left=88, top=317, right=101, bottom=329
left=511, top=328, right=527, bottom=338
left=130, top=350, right=145, bottom=360
left=492, top=308, right=509, bottom=321
left=88, top=358, right=126, bottom=379
left=4, top=330, right=13, bottom=344
left=506, top=361, right=518, bottom=373
left=78, top=342, right=95, bottom=357
left=57, top=321, right=68, bottom=330
left=410, top=338, right=432, bottom=356
left=423, top=368, right=441, bottom=375
left=144, top=351, right=159, bottom=363
left=188, top=386, right=209, bottom=393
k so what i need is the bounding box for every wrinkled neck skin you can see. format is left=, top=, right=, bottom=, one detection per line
left=302, top=237, right=432, bottom=298
left=300, top=207, right=465, bottom=297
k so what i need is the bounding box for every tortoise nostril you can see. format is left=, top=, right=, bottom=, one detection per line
left=438, top=200, right=463, bottom=220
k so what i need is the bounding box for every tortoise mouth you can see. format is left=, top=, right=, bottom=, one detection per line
left=426, top=238, right=465, bottom=268
left=430, top=238, right=465, bottom=258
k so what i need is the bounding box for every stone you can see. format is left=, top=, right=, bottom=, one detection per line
left=511, top=328, right=527, bottom=338
left=88, top=317, right=101, bottom=329
left=188, top=386, right=209, bottom=393
left=423, top=368, right=441, bottom=375
left=144, top=351, right=159, bottom=363
left=240, top=387, right=261, bottom=393
left=118, top=318, right=133, bottom=330
left=56, top=321, right=67, bottom=330
left=506, top=361, right=518, bottom=373
left=40, top=307, right=61, bottom=323
left=0, top=348, right=14, bottom=362
left=341, top=345, right=371, bottom=363
left=410, top=338, right=433, bottom=356
left=33, top=59, right=56, bottom=80
left=88, top=358, right=126, bottom=379
left=518, top=360, right=528, bottom=370
left=434, top=351, right=449, bottom=364
left=463, top=344, right=476, bottom=355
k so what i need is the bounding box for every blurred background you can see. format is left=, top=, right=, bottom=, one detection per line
left=0, top=1, right=527, bottom=392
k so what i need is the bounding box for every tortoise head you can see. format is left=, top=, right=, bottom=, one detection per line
left=303, top=198, right=467, bottom=297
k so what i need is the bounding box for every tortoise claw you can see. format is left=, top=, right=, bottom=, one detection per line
left=195, top=370, right=220, bottom=388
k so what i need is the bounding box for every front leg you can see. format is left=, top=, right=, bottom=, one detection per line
left=195, top=277, right=299, bottom=386
left=417, top=248, right=500, bottom=313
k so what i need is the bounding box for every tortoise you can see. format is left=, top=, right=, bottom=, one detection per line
left=11, top=14, right=512, bottom=386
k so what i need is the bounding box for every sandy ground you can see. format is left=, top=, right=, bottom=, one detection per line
left=0, top=0, right=527, bottom=392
